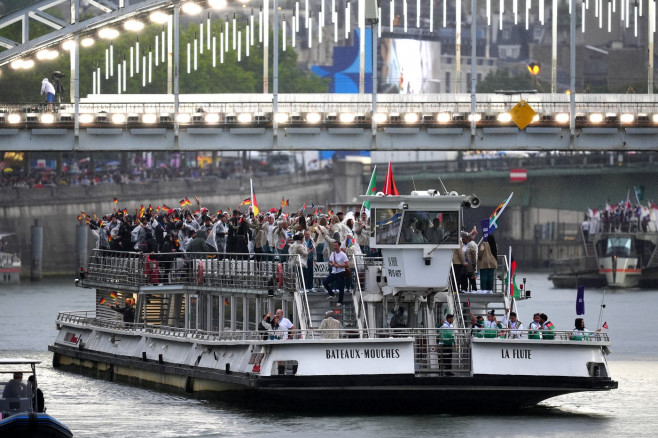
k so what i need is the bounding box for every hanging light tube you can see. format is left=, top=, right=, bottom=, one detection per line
left=403, top=0, right=408, bottom=33
left=445, top=0, right=448, bottom=28
left=346, top=1, right=350, bottom=39
left=321, top=0, right=325, bottom=25
left=582, top=0, right=586, bottom=32
left=97, top=65, right=101, bottom=94
left=296, top=2, right=300, bottom=31
left=608, top=0, right=612, bottom=32
left=207, top=13, right=211, bottom=49
left=110, top=43, right=114, bottom=77
left=105, top=47, right=109, bottom=79
left=213, top=32, right=217, bottom=67
left=233, top=13, right=237, bottom=50
left=259, top=7, right=263, bottom=43
left=161, top=27, right=166, bottom=63
left=309, top=15, right=313, bottom=47
left=379, top=7, right=382, bottom=36
left=220, top=33, right=224, bottom=63
left=200, top=21, right=204, bottom=53
left=238, top=29, right=241, bottom=61
left=634, top=4, right=638, bottom=36
left=525, top=0, right=529, bottom=30
left=142, top=52, right=146, bottom=87
left=194, top=33, right=198, bottom=70
left=130, top=46, right=134, bottom=77
left=122, top=55, right=126, bottom=91
left=187, top=37, right=191, bottom=73
left=251, top=10, right=255, bottom=45
left=148, top=46, right=152, bottom=83
left=225, top=17, right=230, bottom=50
left=117, top=63, right=121, bottom=94
left=334, top=8, right=337, bottom=42
left=93, top=69, right=96, bottom=94
left=155, top=35, right=159, bottom=66
left=136, top=37, right=140, bottom=73
left=318, top=10, right=322, bottom=42
left=486, top=0, right=491, bottom=26
left=246, top=25, right=250, bottom=56
left=513, top=0, right=518, bottom=25
left=283, top=16, right=287, bottom=51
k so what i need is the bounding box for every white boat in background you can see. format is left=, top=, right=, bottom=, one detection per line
left=0, top=358, right=73, bottom=438
left=595, top=232, right=658, bottom=288
left=49, top=190, right=617, bottom=412
left=0, top=233, right=21, bottom=284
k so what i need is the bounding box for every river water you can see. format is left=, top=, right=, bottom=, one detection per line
left=1, top=274, right=657, bottom=437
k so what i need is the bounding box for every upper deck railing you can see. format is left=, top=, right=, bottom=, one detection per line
left=83, top=249, right=303, bottom=294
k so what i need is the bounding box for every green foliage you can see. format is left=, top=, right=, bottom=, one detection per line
left=476, top=68, right=541, bottom=93
left=0, top=17, right=328, bottom=102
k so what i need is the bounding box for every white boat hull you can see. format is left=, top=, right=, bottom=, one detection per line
left=599, top=256, right=641, bottom=288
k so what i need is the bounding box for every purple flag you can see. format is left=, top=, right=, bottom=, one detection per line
left=576, top=285, right=585, bottom=315
left=481, top=218, right=490, bottom=238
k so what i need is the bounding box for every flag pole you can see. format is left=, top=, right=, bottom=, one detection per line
left=596, top=288, right=606, bottom=330
left=507, top=246, right=512, bottom=298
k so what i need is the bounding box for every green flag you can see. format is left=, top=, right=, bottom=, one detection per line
left=363, top=166, right=377, bottom=210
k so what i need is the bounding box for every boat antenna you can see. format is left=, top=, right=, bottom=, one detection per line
left=438, top=177, right=449, bottom=195
left=412, top=177, right=417, bottom=191
left=596, top=289, right=607, bottom=330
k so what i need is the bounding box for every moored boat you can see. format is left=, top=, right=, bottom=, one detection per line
left=0, top=358, right=73, bottom=438
left=0, top=233, right=21, bottom=284
left=49, top=190, right=617, bottom=412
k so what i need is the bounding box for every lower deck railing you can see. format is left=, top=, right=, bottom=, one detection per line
left=55, top=312, right=609, bottom=377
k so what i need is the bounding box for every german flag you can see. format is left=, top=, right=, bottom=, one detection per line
left=179, top=199, right=186, bottom=207
left=184, top=198, right=192, bottom=207
left=162, top=204, right=172, bottom=213
left=138, top=204, right=145, bottom=219
left=110, top=291, right=117, bottom=299
left=98, top=297, right=107, bottom=305
left=113, top=197, right=118, bottom=204
left=240, top=198, right=251, bottom=206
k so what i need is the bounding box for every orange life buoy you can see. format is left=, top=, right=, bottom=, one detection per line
left=276, top=263, right=284, bottom=287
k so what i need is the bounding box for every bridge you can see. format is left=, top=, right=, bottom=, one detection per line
left=2, top=0, right=658, bottom=151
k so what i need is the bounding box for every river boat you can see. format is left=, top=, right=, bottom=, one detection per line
left=49, top=190, right=617, bottom=412
left=549, top=231, right=658, bottom=288
left=0, top=358, right=73, bottom=438
left=0, top=233, right=21, bottom=284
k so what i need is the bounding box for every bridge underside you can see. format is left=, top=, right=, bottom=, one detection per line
left=0, top=126, right=656, bottom=151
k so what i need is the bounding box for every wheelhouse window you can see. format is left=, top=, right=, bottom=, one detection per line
left=375, top=209, right=403, bottom=244
left=375, top=209, right=459, bottom=245
left=605, top=237, right=635, bottom=257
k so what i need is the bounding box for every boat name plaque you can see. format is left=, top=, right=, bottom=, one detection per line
left=325, top=348, right=401, bottom=360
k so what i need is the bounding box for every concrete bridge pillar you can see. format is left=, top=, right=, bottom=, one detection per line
left=332, top=161, right=365, bottom=206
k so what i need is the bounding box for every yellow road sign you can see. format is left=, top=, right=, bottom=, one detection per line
left=509, top=100, right=537, bottom=130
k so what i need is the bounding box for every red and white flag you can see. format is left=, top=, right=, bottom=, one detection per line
left=509, top=169, right=527, bottom=182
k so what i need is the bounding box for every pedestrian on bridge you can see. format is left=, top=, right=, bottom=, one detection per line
left=40, top=78, right=56, bottom=112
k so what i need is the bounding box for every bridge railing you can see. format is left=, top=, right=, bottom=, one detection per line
left=4, top=94, right=658, bottom=128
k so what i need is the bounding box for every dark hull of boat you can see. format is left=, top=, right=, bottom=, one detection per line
left=548, top=272, right=607, bottom=289
left=50, top=344, right=617, bottom=413
left=0, top=412, right=73, bottom=438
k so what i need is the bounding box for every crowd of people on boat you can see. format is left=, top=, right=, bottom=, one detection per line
left=438, top=310, right=599, bottom=341
left=584, top=199, right=658, bottom=236
left=450, top=226, right=500, bottom=293
left=80, top=199, right=375, bottom=306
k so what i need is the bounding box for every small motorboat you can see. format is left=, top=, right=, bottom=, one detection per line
left=0, top=358, right=72, bottom=438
